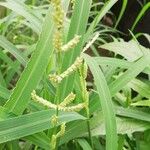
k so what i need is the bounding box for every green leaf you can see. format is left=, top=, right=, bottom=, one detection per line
left=95, top=56, right=133, bottom=68
left=60, top=110, right=150, bottom=146
left=4, top=9, right=55, bottom=115
left=0, top=110, right=85, bottom=144
left=116, top=106, right=150, bottom=122
left=89, top=91, right=150, bottom=123
left=77, top=139, right=93, bottom=150
left=114, top=0, right=127, bottom=29
left=127, top=79, right=150, bottom=99
left=59, top=0, right=92, bottom=99
left=100, top=40, right=143, bottom=61
left=0, top=70, right=6, bottom=87
left=93, top=56, right=150, bottom=74
left=84, top=0, right=118, bottom=42
left=0, top=0, right=42, bottom=34
left=0, top=35, right=27, bottom=66
left=0, top=85, right=11, bottom=100
left=25, top=132, right=50, bottom=150
left=109, top=50, right=150, bottom=96
left=84, top=54, right=118, bottom=150
left=0, top=50, right=19, bottom=72
left=91, top=113, right=150, bottom=136
left=131, top=2, right=150, bottom=32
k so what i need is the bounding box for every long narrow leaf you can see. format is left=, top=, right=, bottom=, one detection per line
left=4, top=9, right=55, bottom=115
left=114, top=0, right=127, bottom=29
left=131, top=2, right=150, bottom=31
left=0, top=110, right=85, bottom=144
left=84, top=0, right=118, bottom=42
left=109, top=51, right=150, bottom=96
left=0, top=0, right=42, bottom=33
left=84, top=54, right=118, bottom=150
left=0, top=36, right=27, bottom=66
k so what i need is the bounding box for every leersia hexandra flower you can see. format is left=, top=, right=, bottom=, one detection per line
left=82, top=32, right=99, bottom=52
left=49, top=57, right=83, bottom=83
left=31, top=90, right=85, bottom=112
left=51, top=0, right=64, bottom=52
left=51, top=122, right=66, bottom=149
left=61, top=35, right=81, bottom=52
left=31, top=90, right=57, bottom=109
left=59, top=92, right=76, bottom=107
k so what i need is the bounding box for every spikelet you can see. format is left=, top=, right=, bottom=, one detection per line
left=50, top=122, right=66, bottom=150
left=79, top=62, right=89, bottom=111
left=51, top=134, right=57, bottom=150
left=51, top=0, right=64, bottom=52
left=61, top=35, right=81, bottom=52
left=82, top=32, right=99, bottom=52
left=58, top=103, right=85, bottom=112
left=53, top=31, right=63, bottom=52
left=71, top=0, right=76, bottom=9
left=56, top=122, right=66, bottom=137
left=49, top=57, right=83, bottom=83
left=49, top=74, right=62, bottom=84
left=59, top=92, right=76, bottom=107
left=31, top=90, right=57, bottom=109
left=79, top=62, right=88, bottom=79
left=31, top=91, right=85, bottom=112
left=51, top=115, right=59, bottom=126
left=51, top=0, right=64, bottom=29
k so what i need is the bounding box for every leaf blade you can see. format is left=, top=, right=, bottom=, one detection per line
left=4, top=9, right=55, bottom=115
left=84, top=54, right=118, bottom=150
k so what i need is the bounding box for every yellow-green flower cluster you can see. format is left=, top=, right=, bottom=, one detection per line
left=51, top=123, right=66, bottom=149
left=31, top=91, right=85, bottom=112
left=49, top=57, right=83, bottom=83
left=51, top=0, right=64, bottom=29
left=51, top=0, right=64, bottom=52
left=82, top=32, right=99, bottom=52
left=61, top=35, right=81, bottom=52
left=60, top=103, right=85, bottom=112
left=53, top=31, right=63, bottom=52
left=59, top=92, right=76, bottom=107
left=79, top=62, right=89, bottom=113
left=71, top=0, right=76, bottom=9
left=51, top=115, right=58, bottom=126
left=31, top=90, right=57, bottom=109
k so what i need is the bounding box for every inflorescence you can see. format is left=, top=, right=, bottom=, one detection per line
left=31, top=1, right=99, bottom=149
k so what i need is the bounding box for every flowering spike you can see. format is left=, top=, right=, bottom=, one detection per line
left=79, top=62, right=89, bottom=114
left=53, top=31, right=63, bottom=52
left=61, top=35, right=81, bottom=52
left=49, top=57, right=83, bottom=83
left=31, top=91, right=85, bottom=112
left=71, top=0, right=76, bottom=9
left=51, top=0, right=64, bottom=29
left=60, top=92, right=76, bottom=107
left=49, top=74, right=62, bottom=84
left=58, top=103, right=85, bottom=112
left=56, top=122, right=66, bottom=137
left=51, top=115, right=59, bottom=126
left=51, top=0, right=64, bottom=52
left=50, top=122, right=66, bottom=149
left=51, top=134, right=57, bottom=150
left=82, top=32, right=99, bottom=52
left=79, top=62, right=88, bottom=79
left=31, top=90, right=57, bottom=109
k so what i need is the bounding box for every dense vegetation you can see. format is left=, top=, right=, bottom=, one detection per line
left=0, top=0, right=150, bottom=149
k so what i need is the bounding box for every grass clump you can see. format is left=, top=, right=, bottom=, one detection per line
left=0, top=0, right=150, bottom=150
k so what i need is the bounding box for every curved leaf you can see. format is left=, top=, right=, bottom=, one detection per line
left=4, top=9, right=55, bottom=115
left=84, top=54, right=118, bottom=150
